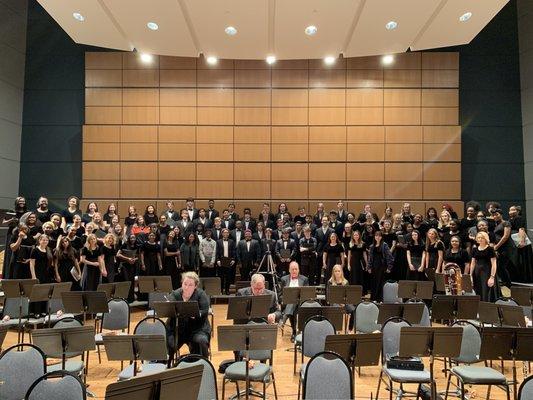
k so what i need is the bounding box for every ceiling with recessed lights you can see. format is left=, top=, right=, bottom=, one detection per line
left=37, top=0, right=509, bottom=60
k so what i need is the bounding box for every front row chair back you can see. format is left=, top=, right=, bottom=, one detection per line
left=518, top=374, right=533, bottom=400
left=381, top=317, right=411, bottom=360
left=134, top=316, right=167, bottom=336
left=302, top=351, right=353, bottom=400
left=302, top=316, right=336, bottom=359
left=354, top=301, right=381, bottom=333
left=383, top=281, right=401, bottom=304
left=101, top=298, right=130, bottom=331
left=176, top=354, right=218, bottom=400
left=0, top=343, right=46, bottom=400
left=25, top=371, right=86, bottom=400
left=451, top=320, right=481, bottom=364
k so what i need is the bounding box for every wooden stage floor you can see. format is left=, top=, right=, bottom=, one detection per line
left=3, top=304, right=522, bottom=399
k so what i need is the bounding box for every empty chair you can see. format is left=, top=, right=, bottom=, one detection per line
left=1, top=297, right=30, bottom=340
left=47, top=318, right=86, bottom=377
left=25, top=371, right=86, bottom=400
left=302, top=351, right=353, bottom=400
left=406, top=300, right=431, bottom=327
left=96, top=298, right=130, bottom=363
left=383, top=281, right=402, bottom=304
left=293, top=300, right=322, bottom=345
left=176, top=354, right=218, bottom=400
left=518, top=375, right=533, bottom=400
left=117, top=316, right=169, bottom=381
left=376, top=317, right=431, bottom=400
left=354, top=301, right=381, bottom=333
left=0, top=343, right=46, bottom=400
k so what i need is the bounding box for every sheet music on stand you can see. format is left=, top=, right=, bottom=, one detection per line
left=226, top=295, right=272, bottom=321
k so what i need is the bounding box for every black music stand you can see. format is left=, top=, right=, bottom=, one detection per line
left=296, top=306, right=344, bottom=332
left=1, top=278, right=38, bottom=341
left=431, top=295, right=480, bottom=324
left=511, top=286, right=533, bottom=320
left=138, top=276, right=173, bottom=294
left=227, top=295, right=273, bottom=322
left=377, top=303, right=425, bottom=325
left=103, top=334, right=169, bottom=377
left=32, top=325, right=95, bottom=382
left=152, top=300, right=200, bottom=361
left=282, top=287, right=317, bottom=305
left=326, top=285, right=363, bottom=332
left=499, top=304, right=527, bottom=327
left=28, top=282, right=72, bottom=327
left=98, top=281, right=132, bottom=300
left=325, top=332, right=382, bottom=379
left=398, top=281, right=434, bottom=300
left=61, top=291, right=109, bottom=324
left=399, top=327, right=463, bottom=400
left=434, top=273, right=446, bottom=293
left=478, top=301, right=501, bottom=326
left=104, top=363, right=204, bottom=400
left=218, top=324, right=278, bottom=400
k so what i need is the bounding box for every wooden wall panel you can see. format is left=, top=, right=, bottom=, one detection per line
left=83, top=51, right=461, bottom=206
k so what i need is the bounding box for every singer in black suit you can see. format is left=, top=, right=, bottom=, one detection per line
left=207, top=200, right=219, bottom=221
left=236, top=230, right=261, bottom=281
left=275, top=228, right=296, bottom=276
left=216, top=229, right=236, bottom=295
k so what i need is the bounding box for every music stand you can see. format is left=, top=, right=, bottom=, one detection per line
left=377, top=303, right=425, bottom=325
left=103, top=334, right=168, bottom=377
left=431, top=295, right=480, bottom=324
left=28, top=282, right=72, bottom=327
left=227, top=295, right=273, bottom=322
left=399, top=327, right=463, bottom=399
left=98, top=281, right=132, bottom=300
left=218, top=324, right=278, bottom=400
left=282, top=287, right=317, bottom=305
left=434, top=273, right=446, bottom=293
left=398, top=281, right=434, bottom=300
left=296, top=306, right=344, bottom=332
left=1, top=279, right=38, bottom=341
left=138, top=276, right=173, bottom=294
left=61, top=291, right=109, bottom=324
left=104, top=363, right=204, bottom=400
left=152, top=300, right=200, bottom=361
left=499, top=304, right=527, bottom=327
left=511, top=286, right=533, bottom=320
left=326, top=285, right=362, bottom=332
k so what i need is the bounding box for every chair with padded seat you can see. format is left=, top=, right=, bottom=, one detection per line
left=292, top=300, right=322, bottom=351
left=383, top=281, right=402, bottom=304
left=95, top=298, right=130, bottom=363
left=376, top=317, right=432, bottom=400
left=302, top=351, right=353, bottom=400
left=354, top=301, right=381, bottom=333
left=0, top=343, right=46, bottom=400
left=518, top=374, right=533, bottom=400
left=25, top=370, right=86, bottom=400
left=176, top=354, right=218, bottom=400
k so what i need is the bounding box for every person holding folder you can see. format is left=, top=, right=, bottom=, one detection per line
left=167, top=271, right=211, bottom=358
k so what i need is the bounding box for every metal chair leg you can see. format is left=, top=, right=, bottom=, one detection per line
left=222, top=378, right=226, bottom=400
left=445, top=373, right=452, bottom=400
left=389, top=379, right=393, bottom=400
left=487, top=385, right=491, bottom=400
left=506, top=383, right=511, bottom=400
left=271, top=372, right=278, bottom=400
left=376, top=370, right=383, bottom=400
left=461, top=381, right=465, bottom=400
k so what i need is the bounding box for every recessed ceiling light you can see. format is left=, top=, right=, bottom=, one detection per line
left=147, top=22, right=159, bottom=31
left=459, top=12, right=472, bottom=22
left=72, top=12, right=85, bottom=22
left=324, top=56, right=336, bottom=65
left=140, top=53, right=153, bottom=63
left=305, top=25, right=318, bottom=36
left=225, top=26, right=237, bottom=36
left=382, top=55, right=394, bottom=65
left=206, top=56, right=218, bottom=65
left=266, top=55, right=276, bottom=65
left=385, top=21, right=398, bottom=30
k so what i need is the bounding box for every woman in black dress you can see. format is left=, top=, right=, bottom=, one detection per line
left=30, top=235, right=55, bottom=313
left=61, top=196, right=81, bottom=230
left=164, top=229, right=181, bottom=288
left=406, top=230, right=425, bottom=280
left=65, top=225, right=84, bottom=252
left=444, top=236, right=471, bottom=274
left=362, top=224, right=375, bottom=247
left=509, top=205, right=533, bottom=283
left=82, top=202, right=98, bottom=226
left=322, top=233, right=345, bottom=283
left=2, top=196, right=27, bottom=279
left=144, top=204, right=158, bottom=226
left=101, top=234, right=117, bottom=283
left=492, top=209, right=513, bottom=288
left=124, top=205, right=138, bottom=234
left=467, top=231, right=500, bottom=302
left=424, top=228, right=445, bottom=278
left=158, top=214, right=171, bottom=239
left=442, top=219, right=463, bottom=250
left=367, top=231, right=394, bottom=302
left=69, top=214, right=85, bottom=237
left=42, top=221, right=60, bottom=250
left=426, top=207, right=439, bottom=230
left=180, top=233, right=200, bottom=273
left=347, top=230, right=367, bottom=289
left=35, top=196, right=52, bottom=225
left=117, top=234, right=139, bottom=302
left=80, top=233, right=105, bottom=291
left=103, top=203, right=119, bottom=227
left=141, top=232, right=162, bottom=275
left=9, top=223, right=35, bottom=279
left=341, top=223, right=353, bottom=262
left=54, top=236, right=81, bottom=290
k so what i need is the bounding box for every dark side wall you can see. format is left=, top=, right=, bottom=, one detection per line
left=20, top=0, right=525, bottom=215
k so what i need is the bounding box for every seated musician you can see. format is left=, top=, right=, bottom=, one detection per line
left=167, top=271, right=211, bottom=358
left=236, top=273, right=281, bottom=324
left=280, top=261, right=309, bottom=340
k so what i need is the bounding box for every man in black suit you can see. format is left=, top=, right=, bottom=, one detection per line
left=258, top=203, right=275, bottom=224
left=211, top=217, right=223, bottom=241
left=336, top=200, right=348, bottom=224
left=207, top=199, right=219, bottom=221
left=261, top=228, right=277, bottom=259
left=193, top=208, right=212, bottom=230
left=275, top=228, right=296, bottom=276
left=280, top=261, right=309, bottom=338
left=231, top=220, right=244, bottom=244
left=313, top=202, right=326, bottom=226
left=176, top=209, right=193, bottom=238
left=315, top=216, right=333, bottom=275
left=272, top=218, right=286, bottom=241
left=185, top=198, right=199, bottom=221
left=236, top=273, right=281, bottom=324
left=291, top=221, right=305, bottom=264
left=357, top=204, right=379, bottom=224
left=293, top=206, right=307, bottom=225
left=221, top=209, right=236, bottom=230
left=299, top=226, right=318, bottom=285
left=236, top=229, right=261, bottom=281
left=227, top=203, right=239, bottom=221
left=216, top=228, right=236, bottom=295
left=304, top=214, right=317, bottom=235
left=164, top=201, right=180, bottom=223
left=242, top=209, right=257, bottom=233
left=328, top=210, right=344, bottom=237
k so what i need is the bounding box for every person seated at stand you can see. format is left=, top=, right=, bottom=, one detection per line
left=236, top=273, right=281, bottom=324
left=280, top=261, right=309, bottom=340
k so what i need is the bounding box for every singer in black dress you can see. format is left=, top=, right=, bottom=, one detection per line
left=468, top=231, right=500, bottom=302
left=30, top=235, right=54, bottom=314
left=9, top=224, right=35, bottom=279
left=164, top=230, right=181, bottom=289
left=141, top=232, right=162, bottom=275
left=367, top=231, right=394, bottom=302
left=80, top=234, right=104, bottom=291
left=117, top=235, right=139, bottom=302
left=101, top=234, right=118, bottom=283
left=347, top=230, right=367, bottom=288
left=406, top=230, right=425, bottom=280
left=322, top=233, right=345, bottom=283
left=54, top=237, right=81, bottom=290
